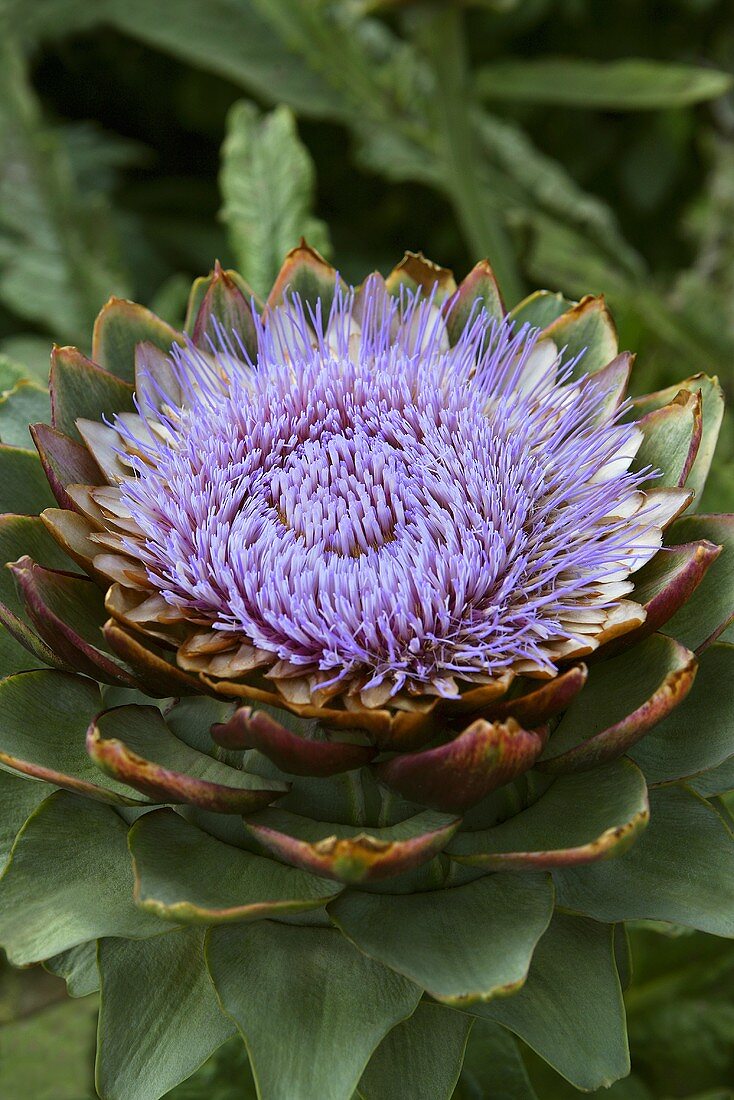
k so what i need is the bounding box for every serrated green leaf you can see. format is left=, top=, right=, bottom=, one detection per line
left=476, top=59, right=732, bottom=111
left=221, top=101, right=331, bottom=298
left=0, top=35, right=129, bottom=343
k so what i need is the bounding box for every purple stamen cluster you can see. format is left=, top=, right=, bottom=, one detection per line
left=114, top=284, right=653, bottom=702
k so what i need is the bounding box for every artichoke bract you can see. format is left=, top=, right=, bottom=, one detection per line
left=0, top=244, right=733, bottom=1100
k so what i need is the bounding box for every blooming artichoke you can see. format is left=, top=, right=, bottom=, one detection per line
left=0, top=243, right=732, bottom=1100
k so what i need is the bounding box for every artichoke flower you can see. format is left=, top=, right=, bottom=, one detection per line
left=0, top=243, right=733, bottom=1100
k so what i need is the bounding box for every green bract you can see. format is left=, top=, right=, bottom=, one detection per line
left=0, top=246, right=732, bottom=1100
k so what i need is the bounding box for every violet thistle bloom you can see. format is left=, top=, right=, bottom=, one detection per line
left=0, top=246, right=732, bottom=1100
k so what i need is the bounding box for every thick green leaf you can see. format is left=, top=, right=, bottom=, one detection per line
left=454, top=1019, right=539, bottom=1100
left=221, top=101, right=331, bottom=298
left=690, top=754, right=734, bottom=798
left=89, top=704, right=288, bottom=812
left=129, top=808, right=341, bottom=923
left=97, top=929, right=236, bottom=1100
left=509, top=290, right=572, bottom=330
left=664, top=515, right=734, bottom=650
left=631, top=643, right=734, bottom=784
left=358, top=1002, right=471, bottom=1100
left=476, top=59, right=732, bottom=110
left=471, top=914, right=629, bottom=1090
left=0, top=790, right=162, bottom=964
left=0, top=445, right=56, bottom=514
left=541, top=634, right=696, bottom=771
left=0, top=670, right=146, bottom=803
left=206, top=921, right=422, bottom=1100
left=554, top=786, right=734, bottom=936
left=329, top=872, right=554, bottom=1005
left=0, top=766, right=54, bottom=876
left=0, top=621, right=44, bottom=676
left=44, top=941, right=100, bottom=997
left=632, top=390, right=701, bottom=489
left=0, top=380, right=50, bottom=448
left=448, top=758, right=649, bottom=869
left=540, top=294, right=618, bottom=376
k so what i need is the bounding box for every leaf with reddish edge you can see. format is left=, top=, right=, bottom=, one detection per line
left=553, top=785, right=734, bottom=936
left=185, top=266, right=261, bottom=335
left=9, top=557, right=139, bottom=686
left=243, top=807, right=460, bottom=884
left=129, top=809, right=340, bottom=923
left=0, top=515, right=77, bottom=670
left=211, top=705, right=377, bottom=776
left=29, top=423, right=104, bottom=510
left=630, top=642, right=734, bottom=785
left=103, top=620, right=201, bottom=697
left=663, top=514, right=734, bottom=651
left=540, top=634, right=697, bottom=774
left=444, top=260, right=504, bottom=344
left=540, top=295, right=618, bottom=376
left=0, top=670, right=148, bottom=805
left=191, top=261, right=258, bottom=357
left=374, top=718, right=543, bottom=813
left=632, top=389, right=702, bottom=488
left=447, top=759, right=649, bottom=870
left=92, top=298, right=183, bottom=384
left=87, top=703, right=288, bottom=812
left=484, top=665, right=588, bottom=728
left=385, top=251, right=457, bottom=303
left=49, top=345, right=135, bottom=442
left=603, top=540, right=722, bottom=656
left=266, top=241, right=343, bottom=315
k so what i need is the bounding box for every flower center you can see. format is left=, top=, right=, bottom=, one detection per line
left=268, top=433, right=404, bottom=556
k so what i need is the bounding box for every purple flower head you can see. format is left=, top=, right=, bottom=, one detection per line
left=107, top=279, right=668, bottom=709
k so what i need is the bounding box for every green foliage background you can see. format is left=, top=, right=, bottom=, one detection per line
left=0, top=0, right=733, bottom=1096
